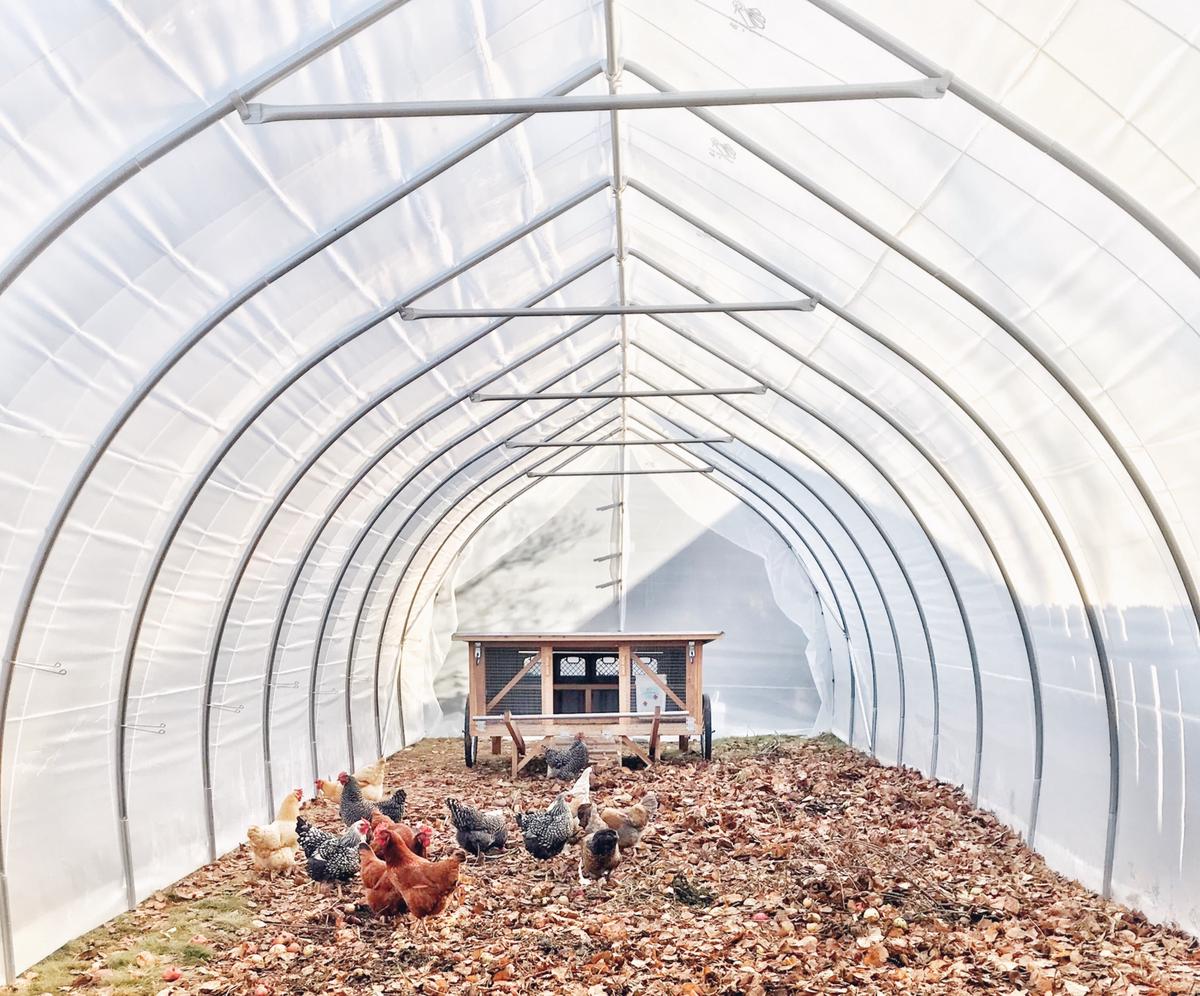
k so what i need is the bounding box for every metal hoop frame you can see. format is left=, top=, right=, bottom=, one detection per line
left=4, top=0, right=1198, bottom=971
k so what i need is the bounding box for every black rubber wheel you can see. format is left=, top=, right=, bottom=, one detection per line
left=463, top=705, right=477, bottom=767
left=701, top=693, right=713, bottom=760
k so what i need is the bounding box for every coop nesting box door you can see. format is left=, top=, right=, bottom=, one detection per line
left=637, top=681, right=665, bottom=714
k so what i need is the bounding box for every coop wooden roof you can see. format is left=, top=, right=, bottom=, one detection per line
left=451, top=631, right=723, bottom=645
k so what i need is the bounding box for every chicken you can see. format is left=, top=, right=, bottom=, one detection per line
left=376, top=788, right=407, bottom=823
left=565, top=767, right=592, bottom=839
left=246, top=825, right=296, bottom=877
left=296, top=816, right=333, bottom=861
left=445, top=797, right=507, bottom=856
left=367, top=823, right=466, bottom=919
left=304, top=819, right=370, bottom=896
left=515, top=793, right=573, bottom=860
left=316, top=757, right=387, bottom=804
left=573, top=800, right=606, bottom=837
left=315, top=778, right=343, bottom=804
left=337, top=771, right=405, bottom=825
left=338, top=774, right=374, bottom=826
left=245, top=788, right=302, bottom=877
left=544, top=732, right=589, bottom=780
left=351, top=758, right=387, bottom=802
left=579, top=827, right=621, bottom=884
left=601, top=792, right=658, bottom=850
left=368, top=811, right=432, bottom=858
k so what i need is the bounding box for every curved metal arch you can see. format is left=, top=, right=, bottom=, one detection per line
left=279, top=348, right=618, bottom=790
left=382, top=411, right=873, bottom=756
left=396, top=425, right=863, bottom=746
left=624, top=175, right=1111, bottom=875
left=623, top=59, right=1200, bottom=890
left=631, top=244, right=1037, bottom=820
left=633, top=338, right=946, bottom=778
left=368, top=387, right=892, bottom=748
left=114, top=199, right=612, bottom=887
left=376, top=388, right=889, bottom=761
left=628, top=58, right=1192, bottom=670
left=251, top=276, right=614, bottom=811
left=629, top=362, right=919, bottom=766
left=804, top=0, right=1200, bottom=283
left=0, top=62, right=611, bottom=940
left=321, top=366, right=622, bottom=771
left=0, top=55, right=606, bottom=804
left=0, top=0, right=413, bottom=294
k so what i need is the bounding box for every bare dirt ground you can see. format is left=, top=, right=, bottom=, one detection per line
left=10, top=735, right=1200, bottom=995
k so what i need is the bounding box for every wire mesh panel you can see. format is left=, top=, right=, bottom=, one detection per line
left=634, top=644, right=687, bottom=712
left=484, top=646, right=541, bottom=715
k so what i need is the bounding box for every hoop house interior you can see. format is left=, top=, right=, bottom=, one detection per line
left=1, top=0, right=1199, bottom=978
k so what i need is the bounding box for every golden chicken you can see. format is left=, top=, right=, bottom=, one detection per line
left=316, top=757, right=387, bottom=804
left=245, top=788, right=302, bottom=877
left=600, top=791, right=658, bottom=850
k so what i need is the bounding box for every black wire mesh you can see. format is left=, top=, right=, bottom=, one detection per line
left=633, top=644, right=687, bottom=712
left=484, top=646, right=541, bottom=714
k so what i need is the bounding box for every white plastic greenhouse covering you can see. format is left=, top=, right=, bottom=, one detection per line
left=1, top=0, right=1199, bottom=977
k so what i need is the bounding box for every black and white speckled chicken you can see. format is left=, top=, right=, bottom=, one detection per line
left=338, top=773, right=375, bottom=826
left=445, top=797, right=507, bottom=856
left=305, top=819, right=369, bottom=895
left=544, top=733, right=589, bottom=780
left=376, top=788, right=407, bottom=823
left=296, top=816, right=335, bottom=861
left=515, top=793, right=573, bottom=860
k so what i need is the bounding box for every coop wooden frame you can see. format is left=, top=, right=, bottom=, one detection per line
left=452, top=631, right=721, bottom=773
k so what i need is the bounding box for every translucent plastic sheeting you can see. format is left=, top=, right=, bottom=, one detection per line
left=1, top=0, right=1199, bottom=974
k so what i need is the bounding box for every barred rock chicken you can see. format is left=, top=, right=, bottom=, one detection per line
left=601, top=791, right=658, bottom=850
left=367, top=823, right=466, bottom=919
left=338, top=772, right=406, bottom=826
left=304, top=819, right=370, bottom=897
left=377, top=788, right=407, bottom=823
left=515, top=793, right=574, bottom=860
left=544, top=732, right=589, bottom=780
left=296, top=816, right=334, bottom=862
left=445, top=797, right=507, bottom=856
left=245, top=788, right=303, bottom=878
left=579, top=827, right=621, bottom=884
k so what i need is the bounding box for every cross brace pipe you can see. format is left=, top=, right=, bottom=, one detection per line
left=473, top=385, right=763, bottom=401
left=239, top=77, right=948, bottom=122
left=401, top=299, right=814, bottom=319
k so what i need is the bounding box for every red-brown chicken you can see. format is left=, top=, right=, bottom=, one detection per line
left=368, top=811, right=432, bottom=857
left=365, top=823, right=466, bottom=919
left=358, top=817, right=434, bottom=915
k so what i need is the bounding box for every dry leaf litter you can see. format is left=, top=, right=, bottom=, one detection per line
left=9, top=735, right=1200, bottom=995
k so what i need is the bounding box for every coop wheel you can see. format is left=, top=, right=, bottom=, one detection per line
left=463, top=705, right=477, bottom=767
left=701, top=694, right=713, bottom=760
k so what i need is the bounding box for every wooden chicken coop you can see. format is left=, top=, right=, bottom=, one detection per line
left=452, top=631, right=720, bottom=773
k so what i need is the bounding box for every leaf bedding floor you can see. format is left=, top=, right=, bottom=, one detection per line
left=10, top=736, right=1200, bottom=995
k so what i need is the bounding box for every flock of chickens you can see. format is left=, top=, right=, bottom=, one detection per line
left=244, top=734, right=658, bottom=923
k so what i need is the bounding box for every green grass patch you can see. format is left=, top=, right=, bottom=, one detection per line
left=8, top=883, right=252, bottom=995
